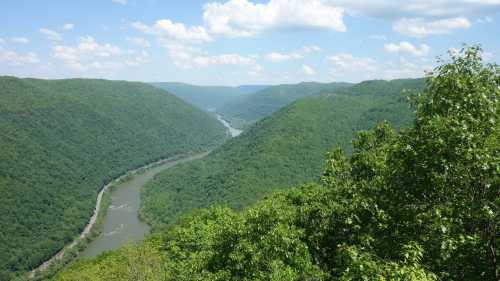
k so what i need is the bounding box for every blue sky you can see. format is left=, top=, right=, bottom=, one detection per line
left=1, top=0, right=499, bottom=85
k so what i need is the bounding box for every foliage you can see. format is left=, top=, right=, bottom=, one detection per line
left=54, top=46, right=498, bottom=281
left=218, top=82, right=353, bottom=129
left=141, top=78, right=425, bottom=230
left=0, top=77, right=227, bottom=279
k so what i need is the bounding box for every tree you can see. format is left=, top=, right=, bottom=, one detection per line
left=323, top=45, right=499, bottom=280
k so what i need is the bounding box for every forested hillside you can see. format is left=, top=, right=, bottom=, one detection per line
left=140, top=78, right=425, bottom=230
left=151, top=82, right=254, bottom=111
left=218, top=82, right=352, bottom=129
left=53, top=47, right=499, bottom=281
left=0, top=77, right=226, bottom=279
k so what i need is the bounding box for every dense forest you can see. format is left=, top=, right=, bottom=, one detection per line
left=218, top=82, right=352, bottom=129
left=53, top=47, right=499, bottom=281
left=151, top=82, right=263, bottom=111
left=0, top=78, right=227, bottom=279
left=140, top=77, right=426, bottom=231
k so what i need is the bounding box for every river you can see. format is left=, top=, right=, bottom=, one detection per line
left=79, top=114, right=239, bottom=257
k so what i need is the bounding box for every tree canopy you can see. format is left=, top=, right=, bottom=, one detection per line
left=54, top=46, right=499, bottom=280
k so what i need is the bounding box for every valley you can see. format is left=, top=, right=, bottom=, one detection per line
left=80, top=112, right=241, bottom=258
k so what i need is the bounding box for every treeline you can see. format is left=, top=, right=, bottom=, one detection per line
left=140, top=77, right=425, bottom=231
left=53, top=46, right=499, bottom=280
left=0, top=78, right=227, bottom=279
left=218, top=81, right=352, bottom=129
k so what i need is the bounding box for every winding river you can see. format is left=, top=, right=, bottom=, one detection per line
left=30, top=113, right=240, bottom=277
left=80, top=114, right=239, bottom=257
left=79, top=153, right=208, bottom=257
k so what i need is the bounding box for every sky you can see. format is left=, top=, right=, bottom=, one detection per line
left=1, top=0, right=499, bottom=85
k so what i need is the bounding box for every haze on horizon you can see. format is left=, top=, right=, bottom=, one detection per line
left=1, top=0, right=499, bottom=86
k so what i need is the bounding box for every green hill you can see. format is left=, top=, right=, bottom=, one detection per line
left=151, top=82, right=255, bottom=111
left=0, top=77, right=227, bottom=279
left=218, top=82, right=352, bottom=129
left=52, top=47, right=499, bottom=281
left=140, top=78, right=426, bottom=230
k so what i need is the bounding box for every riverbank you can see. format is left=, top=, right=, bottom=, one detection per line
left=27, top=152, right=207, bottom=279
left=28, top=113, right=241, bottom=279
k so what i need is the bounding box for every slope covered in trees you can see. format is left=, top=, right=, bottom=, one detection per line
left=218, top=82, right=352, bottom=129
left=151, top=82, right=257, bottom=111
left=140, top=78, right=425, bottom=230
left=54, top=46, right=499, bottom=281
left=0, top=77, right=227, bottom=279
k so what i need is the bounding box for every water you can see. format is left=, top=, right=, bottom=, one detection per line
left=80, top=154, right=206, bottom=257
left=80, top=116, right=241, bottom=257
left=216, top=114, right=242, bottom=137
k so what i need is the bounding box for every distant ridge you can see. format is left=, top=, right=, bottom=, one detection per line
left=141, top=78, right=426, bottom=230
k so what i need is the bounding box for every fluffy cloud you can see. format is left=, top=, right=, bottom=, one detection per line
left=125, top=50, right=150, bottom=66
left=40, top=28, right=62, bottom=41
left=329, top=0, right=500, bottom=19
left=111, top=0, right=127, bottom=5
left=302, top=65, right=317, bottom=75
left=329, top=53, right=378, bottom=76
left=393, top=17, right=471, bottom=37
left=63, top=23, right=74, bottom=30
left=165, top=43, right=260, bottom=71
left=384, top=41, right=430, bottom=56
left=11, top=37, right=30, bottom=44
left=53, top=36, right=123, bottom=71
left=265, top=45, right=321, bottom=61
left=127, top=37, right=151, bottom=48
left=132, top=19, right=212, bottom=43
left=266, top=52, right=302, bottom=61
left=203, top=0, right=346, bottom=37
left=0, top=47, right=40, bottom=65
left=328, top=52, right=432, bottom=81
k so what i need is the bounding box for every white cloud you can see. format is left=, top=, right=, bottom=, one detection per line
left=203, top=0, right=346, bottom=37
left=393, top=17, right=471, bottom=37
left=40, top=28, right=63, bottom=41
left=111, top=0, right=127, bottom=5
left=302, top=45, right=322, bottom=53
left=132, top=19, right=212, bottom=43
left=193, top=53, right=257, bottom=67
left=53, top=36, right=123, bottom=71
left=265, top=45, right=321, bottom=61
left=384, top=41, right=430, bottom=56
left=11, top=37, right=29, bottom=44
left=329, top=53, right=377, bottom=75
left=381, top=58, right=431, bottom=80
left=165, top=43, right=260, bottom=71
left=125, top=50, right=150, bottom=66
left=126, top=37, right=151, bottom=48
left=0, top=38, right=4, bottom=44
left=302, top=65, right=317, bottom=75
left=266, top=52, right=302, bottom=61
left=63, top=23, right=74, bottom=30
left=328, top=52, right=431, bottom=81
left=0, top=47, right=40, bottom=65
left=329, top=0, right=500, bottom=19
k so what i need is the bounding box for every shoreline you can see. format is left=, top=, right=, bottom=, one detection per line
left=29, top=113, right=239, bottom=278
left=28, top=153, right=199, bottom=278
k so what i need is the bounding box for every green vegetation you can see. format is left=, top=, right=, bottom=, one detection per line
left=218, top=81, right=352, bottom=129
left=53, top=46, right=499, bottom=281
left=151, top=82, right=256, bottom=111
left=0, top=77, right=227, bottom=279
left=140, top=78, right=425, bottom=230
